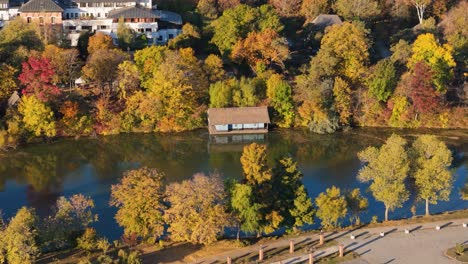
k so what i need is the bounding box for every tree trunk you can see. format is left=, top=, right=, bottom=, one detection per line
left=236, top=225, right=240, bottom=241
left=425, top=198, right=430, bottom=216
left=385, top=206, right=389, bottom=221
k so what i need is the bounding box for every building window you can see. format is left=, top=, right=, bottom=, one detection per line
left=168, top=34, right=174, bottom=39
left=104, top=13, right=108, bottom=17
left=157, top=35, right=163, bottom=41
left=39, top=17, right=44, bottom=24
left=79, top=3, right=86, bottom=7
left=145, top=28, right=151, bottom=32
left=104, top=2, right=112, bottom=7
left=82, top=26, right=92, bottom=30
left=27, top=17, right=32, bottom=23
left=66, top=13, right=69, bottom=19
left=51, top=17, right=55, bottom=24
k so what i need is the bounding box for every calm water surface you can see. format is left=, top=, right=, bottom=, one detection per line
left=0, top=128, right=467, bottom=239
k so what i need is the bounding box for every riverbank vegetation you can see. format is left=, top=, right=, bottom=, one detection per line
left=0, top=1, right=467, bottom=150
left=0, top=134, right=466, bottom=263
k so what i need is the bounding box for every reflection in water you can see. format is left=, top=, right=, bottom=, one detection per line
left=0, top=128, right=467, bottom=239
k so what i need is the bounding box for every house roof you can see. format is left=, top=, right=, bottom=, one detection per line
left=311, top=14, right=342, bottom=28
left=19, top=0, right=63, bottom=12
left=72, top=0, right=133, bottom=2
left=208, top=107, right=271, bottom=125
left=152, top=9, right=182, bottom=25
left=108, top=6, right=157, bottom=19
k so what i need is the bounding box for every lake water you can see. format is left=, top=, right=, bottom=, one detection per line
left=0, top=128, right=467, bottom=240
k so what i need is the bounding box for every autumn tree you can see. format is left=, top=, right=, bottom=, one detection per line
left=110, top=167, right=166, bottom=242
left=410, top=135, right=453, bottom=216
left=0, top=17, right=43, bottom=68
left=240, top=143, right=272, bottom=185
left=345, top=188, right=368, bottom=225
left=268, top=0, right=302, bottom=17
left=209, top=81, right=232, bottom=108
left=211, top=4, right=283, bottom=56
left=358, top=134, right=410, bottom=221
left=232, top=77, right=261, bottom=107
left=18, top=56, right=61, bottom=102
left=145, top=48, right=208, bottom=132
left=197, top=0, right=219, bottom=19
left=87, top=32, right=114, bottom=54
left=1, top=207, right=39, bottom=264
left=334, top=0, right=381, bottom=20
left=18, top=95, right=56, bottom=137
left=231, top=29, right=289, bottom=72
left=367, top=59, right=397, bottom=102
left=440, top=1, right=467, bottom=63
left=266, top=74, right=294, bottom=127
left=408, top=62, right=440, bottom=115
left=82, top=48, right=128, bottom=90
left=134, top=45, right=167, bottom=89
left=168, top=23, right=201, bottom=49
left=0, top=64, right=17, bottom=102
left=164, top=173, right=230, bottom=245
left=300, top=0, right=330, bottom=22
left=204, top=54, right=226, bottom=83
left=312, top=22, right=370, bottom=82
left=333, top=77, right=352, bottom=125
left=42, top=45, right=81, bottom=87
left=116, top=61, right=140, bottom=100
left=397, top=0, right=432, bottom=24
left=315, top=186, right=347, bottom=229
left=120, top=91, right=162, bottom=132
left=408, top=33, right=455, bottom=92
left=41, top=194, right=97, bottom=250
left=59, top=101, right=92, bottom=136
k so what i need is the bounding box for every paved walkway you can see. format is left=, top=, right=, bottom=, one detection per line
left=271, top=218, right=468, bottom=264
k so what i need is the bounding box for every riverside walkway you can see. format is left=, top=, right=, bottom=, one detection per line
left=195, top=218, right=467, bottom=264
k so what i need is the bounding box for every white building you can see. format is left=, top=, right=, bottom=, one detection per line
left=63, top=6, right=182, bottom=46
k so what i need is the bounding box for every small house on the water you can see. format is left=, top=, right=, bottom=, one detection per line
left=207, top=107, right=270, bottom=135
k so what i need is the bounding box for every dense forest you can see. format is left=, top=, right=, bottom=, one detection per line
left=0, top=0, right=467, bottom=149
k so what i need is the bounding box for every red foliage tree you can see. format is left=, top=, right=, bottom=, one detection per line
left=19, top=56, right=61, bottom=102
left=409, top=61, right=440, bottom=114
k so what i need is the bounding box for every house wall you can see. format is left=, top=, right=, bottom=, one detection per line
left=215, top=124, right=228, bottom=131
left=21, top=12, right=62, bottom=24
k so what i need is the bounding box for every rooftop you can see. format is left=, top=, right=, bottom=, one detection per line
left=108, top=6, right=157, bottom=19
left=207, top=106, right=271, bottom=125
left=19, top=0, right=63, bottom=12
left=311, top=14, right=342, bottom=28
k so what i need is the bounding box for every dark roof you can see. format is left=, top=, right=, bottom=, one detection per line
left=208, top=107, right=271, bottom=125
left=311, top=14, right=342, bottom=28
left=72, top=0, right=134, bottom=3
left=152, top=9, right=182, bottom=25
left=108, top=6, right=157, bottom=19
left=19, top=0, right=63, bottom=12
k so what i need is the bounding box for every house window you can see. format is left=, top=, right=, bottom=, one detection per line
left=39, top=17, right=44, bottom=24
left=27, top=17, right=32, bottom=23
left=79, top=2, right=86, bottom=7
left=168, top=34, right=174, bottom=39
left=82, top=26, right=92, bottom=30
left=97, top=13, right=100, bottom=17
left=51, top=17, right=55, bottom=24
left=75, top=13, right=78, bottom=18
left=103, top=2, right=112, bottom=7
left=157, top=35, right=163, bottom=41
left=66, top=13, right=69, bottom=19
left=145, top=28, right=151, bottom=32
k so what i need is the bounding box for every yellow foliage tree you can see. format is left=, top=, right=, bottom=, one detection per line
left=18, top=95, right=56, bottom=137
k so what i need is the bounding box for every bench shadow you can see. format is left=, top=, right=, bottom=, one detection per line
left=346, top=235, right=383, bottom=252
left=384, top=258, right=396, bottom=264
left=359, top=249, right=371, bottom=256
left=440, top=222, right=453, bottom=229
left=355, top=231, right=369, bottom=238
left=386, top=228, right=398, bottom=235
left=344, top=242, right=358, bottom=250
left=409, top=225, right=422, bottom=233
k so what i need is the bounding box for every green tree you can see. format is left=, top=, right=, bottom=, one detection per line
left=367, top=59, right=397, bottom=102
left=408, top=33, right=456, bottom=92
left=133, top=46, right=167, bottom=89
left=345, top=188, right=368, bottom=225
left=230, top=183, right=263, bottom=236
left=2, top=207, right=39, bottom=264
left=333, top=77, right=352, bottom=125
left=117, top=17, right=134, bottom=51
left=0, top=63, right=17, bottom=102
left=315, top=186, right=347, bottom=229
left=110, top=167, right=166, bottom=242
left=232, top=77, right=261, bottom=107
left=203, top=54, right=226, bottom=83
left=211, top=4, right=283, bottom=55
left=164, top=173, right=230, bottom=245
left=209, top=81, right=232, bottom=108
left=240, top=143, right=272, bottom=185
left=76, top=227, right=97, bottom=253
left=18, top=95, right=56, bottom=137
left=266, top=74, right=295, bottom=127
left=358, top=134, right=410, bottom=221
left=273, top=157, right=314, bottom=230
left=410, top=135, right=453, bottom=216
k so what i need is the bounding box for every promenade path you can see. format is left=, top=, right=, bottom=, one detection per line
left=271, top=218, right=468, bottom=264
left=193, top=218, right=467, bottom=264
